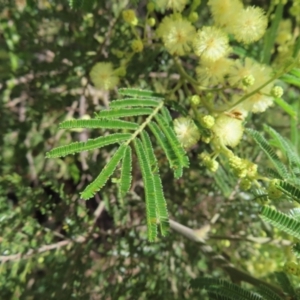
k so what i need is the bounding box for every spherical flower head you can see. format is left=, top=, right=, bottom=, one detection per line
left=201, top=115, right=215, bottom=129
left=190, top=95, right=201, bottom=106
left=207, top=160, right=219, bottom=172
left=154, top=0, right=188, bottom=12
left=156, top=14, right=196, bottom=56
left=196, top=57, right=232, bottom=86
left=212, top=114, right=244, bottom=148
left=199, top=152, right=210, bottom=163
left=240, top=178, right=252, bottom=191
left=188, top=12, right=199, bottom=23
left=147, top=17, right=156, bottom=27
left=228, top=57, right=260, bottom=88
left=131, top=39, right=144, bottom=53
left=193, top=26, right=230, bottom=62
left=271, top=86, right=284, bottom=98
left=208, top=0, right=243, bottom=29
left=242, top=74, right=255, bottom=87
left=229, top=58, right=274, bottom=113
left=122, top=9, right=138, bottom=26
left=228, top=6, right=268, bottom=44
left=174, top=117, right=200, bottom=148
left=89, top=62, right=119, bottom=90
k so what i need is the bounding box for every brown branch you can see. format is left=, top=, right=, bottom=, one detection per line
left=169, top=219, right=287, bottom=298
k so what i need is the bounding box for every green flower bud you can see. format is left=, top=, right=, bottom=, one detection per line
left=188, top=12, right=198, bottom=23
left=131, top=39, right=144, bottom=53
left=242, top=75, right=255, bottom=87
left=240, top=178, right=252, bottom=191
left=271, top=86, right=284, bottom=98
left=147, top=17, right=156, bottom=27
left=207, top=160, right=219, bottom=172
left=201, top=115, right=215, bottom=129
left=190, top=95, right=201, bottom=106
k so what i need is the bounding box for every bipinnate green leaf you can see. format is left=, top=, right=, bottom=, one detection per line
left=118, top=88, right=164, bottom=99
left=96, top=108, right=153, bottom=119
left=275, top=272, right=297, bottom=299
left=134, top=138, right=158, bottom=242
left=160, top=106, right=173, bottom=124
left=275, top=181, right=300, bottom=204
left=256, top=285, right=284, bottom=300
left=80, top=144, right=127, bottom=200
left=246, top=128, right=288, bottom=178
left=59, top=119, right=139, bottom=130
left=264, top=125, right=300, bottom=176
left=141, top=131, right=169, bottom=236
left=110, top=98, right=160, bottom=108
left=148, top=122, right=181, bottom=177
left=46, top=133, right=131, bottom=158
left=260, top=205, right=300, bottom=239
left=120, top=146, right=132, bottom=198
left=190, top=277, right=263, bottom=300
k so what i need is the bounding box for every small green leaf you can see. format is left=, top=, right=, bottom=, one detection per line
left=110, top=98, right=160, bottom=108
left=46, top=133, right=131, bottom=158
left=96, top=108, right=152, bottom=119
left=118, top=88, right=164, bottom=99
left=120, top=146, right=132, bottom=198
left=80, top=144, right=127, bottom=200
left=59, top=119, right=139, bottom=130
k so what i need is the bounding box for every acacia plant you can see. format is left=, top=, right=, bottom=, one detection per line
left=1, top=0, right=300, bottom=298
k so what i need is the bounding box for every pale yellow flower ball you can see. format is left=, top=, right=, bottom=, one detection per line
left=173, top=117, right=200, bottom=148
left=193, top=26, right=230, bottom=62
left=156, top=14, right=196, bottom=56
left=89, top=62, right=119, bottom=90
left=212, top=114, right=244, bottom=148
left=228, top=6, right=268, bottom=44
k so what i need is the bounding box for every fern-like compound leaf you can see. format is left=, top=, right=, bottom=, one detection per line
left=110, top=98, right=160, bottom=108
left=59, top=119, right=139, bottom=130
left=148, top=122, right=181, bottom=177
left=275, top=272, right=297, bottom=299
left=80, top=144, right=127, bottom=200
left=120, top=146, right=132, bottom=198
left=46, top=133, right=131, bottom=158
left=160, top=106, right=173, bottom=125
left=264, top=125, right=300, bottom=176
left=260, top=205, right=300, bottom=239
left=141, top=131, right=169, bottom=236
left=118, top=88, right=164, bottom=99
left=155, top=113, right=189, bottom=177
left=275, top=181, right=300, bottom=205
left=256, top=285, right=284, bottom=300
left=96, top=108, right=153, bottom=119
left=246, top=128, right=288, bottom=179
left=190, top=277, right=263, bottom=300
left=134, top=138, right=158, bottom=242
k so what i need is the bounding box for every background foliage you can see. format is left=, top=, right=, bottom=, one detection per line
left=1, top=0, right=300, bottom=299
